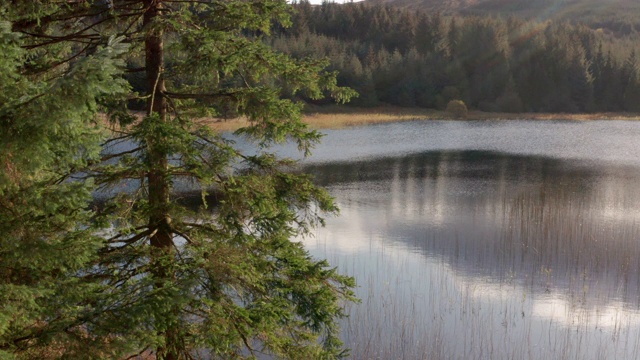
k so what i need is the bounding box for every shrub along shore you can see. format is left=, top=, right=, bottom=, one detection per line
left=203, top=105, right=640, bottom=131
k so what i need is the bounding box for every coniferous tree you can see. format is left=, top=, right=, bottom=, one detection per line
left=415, top=13, right=443, bottom=56
left=2, top=1, right=356, bottom=359
left=0, top=19, right=130, bottom=358
left=281, top=1, right=640, bottom=113
left=623, top=51, right=640, bottom=111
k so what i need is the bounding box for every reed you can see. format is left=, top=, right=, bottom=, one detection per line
left=302, top=153, right=640, bottom=359
left=200, top=106, right=640, bottom=132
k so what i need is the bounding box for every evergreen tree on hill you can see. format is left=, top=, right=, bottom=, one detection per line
left=281, top=2, right=640, bottom=114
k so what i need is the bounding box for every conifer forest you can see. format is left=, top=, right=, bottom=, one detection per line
left=275, top=1, right=640, bottom=112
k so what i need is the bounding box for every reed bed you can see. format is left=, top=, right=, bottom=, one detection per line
left=101, top=106, right=640, bottom=133
left=309, top=236, right=640, bottom=360
left=200, top=106, right=640, bottom=132
left=302, top=157, right=640, bottom=360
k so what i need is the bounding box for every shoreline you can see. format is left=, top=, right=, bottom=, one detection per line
left=203, top=106, right=640, bottom=132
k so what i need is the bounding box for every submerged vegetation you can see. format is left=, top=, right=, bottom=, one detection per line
left=303, top=144, right=640, bottom=359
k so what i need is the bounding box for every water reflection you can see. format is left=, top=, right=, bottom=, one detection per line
left=302, top=150, right=640, bottom=359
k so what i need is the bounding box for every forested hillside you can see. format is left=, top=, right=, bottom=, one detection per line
left=274, top=2, right=640, bottom=113
left=365, top=0, right=640, bottom=38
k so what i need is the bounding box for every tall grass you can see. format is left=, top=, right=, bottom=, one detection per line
left=302, top=151, right=640, bottom=359
left=197, top=106, right=640, bottom=132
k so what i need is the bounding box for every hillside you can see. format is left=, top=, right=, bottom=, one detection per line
left=274, top=1, right=640, bottom=113
left=365, top=0, right=640, bottom=36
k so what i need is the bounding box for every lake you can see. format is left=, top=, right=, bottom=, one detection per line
left=291, top=120, right=640, bottom=359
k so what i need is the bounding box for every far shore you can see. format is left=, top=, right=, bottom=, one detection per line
left=202, top=105, right=640, bottom=131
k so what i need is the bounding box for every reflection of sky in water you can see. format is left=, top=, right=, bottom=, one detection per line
left=296, top=129, right=640, bottom=359
left=104, top=120, right=640, bottom=357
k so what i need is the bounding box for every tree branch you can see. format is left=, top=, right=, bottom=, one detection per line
left=105, top=226, right=151, bottom=243
left=100, top=147, right=143, bottom=163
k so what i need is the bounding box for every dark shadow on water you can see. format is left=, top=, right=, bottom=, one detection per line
left=304, top=150, right=615, bottom=187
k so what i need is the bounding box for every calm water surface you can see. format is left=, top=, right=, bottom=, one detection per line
left=295, top=120, right=640, bottom=359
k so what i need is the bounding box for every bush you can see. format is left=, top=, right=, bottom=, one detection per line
left=446, top=99, right=468, bottom=119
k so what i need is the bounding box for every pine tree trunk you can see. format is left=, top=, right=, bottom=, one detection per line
left=143, top=1, right=178, bottom=359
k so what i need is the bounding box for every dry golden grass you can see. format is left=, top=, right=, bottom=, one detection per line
left=468, top=110, right=640, bottom=121
left=202, top=106, right=443, bottom=131
left=196, top=116, right=253, bottom=132
left=302, top=107, right=443, bottom=128
left=106, top=106, right=640, bottom=133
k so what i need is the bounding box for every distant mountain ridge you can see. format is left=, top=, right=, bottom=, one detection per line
left=365, top=0, right=640, bottom=35
left=365, top=0, right=633, bottom=13
left=364, top=0, right=480, bottom=12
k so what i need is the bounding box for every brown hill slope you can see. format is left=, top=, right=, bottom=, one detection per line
left=365, top=0, right=640, bottom=35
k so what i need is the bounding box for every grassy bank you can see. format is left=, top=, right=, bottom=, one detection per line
left=198, top=105, right=640, bottom=132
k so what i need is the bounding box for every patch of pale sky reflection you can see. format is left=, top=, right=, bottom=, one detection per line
left=301, top=149, right=640, bottom=359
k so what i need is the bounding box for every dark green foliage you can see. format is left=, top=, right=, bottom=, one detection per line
left=275, top=2, right=640, bottom=114
left=0, top=22, right=131, bottom=358
left=1, top=1, right=356, bottom=359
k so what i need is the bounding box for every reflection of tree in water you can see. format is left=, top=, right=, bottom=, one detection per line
left=305, top=150, right=640, bottom=308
